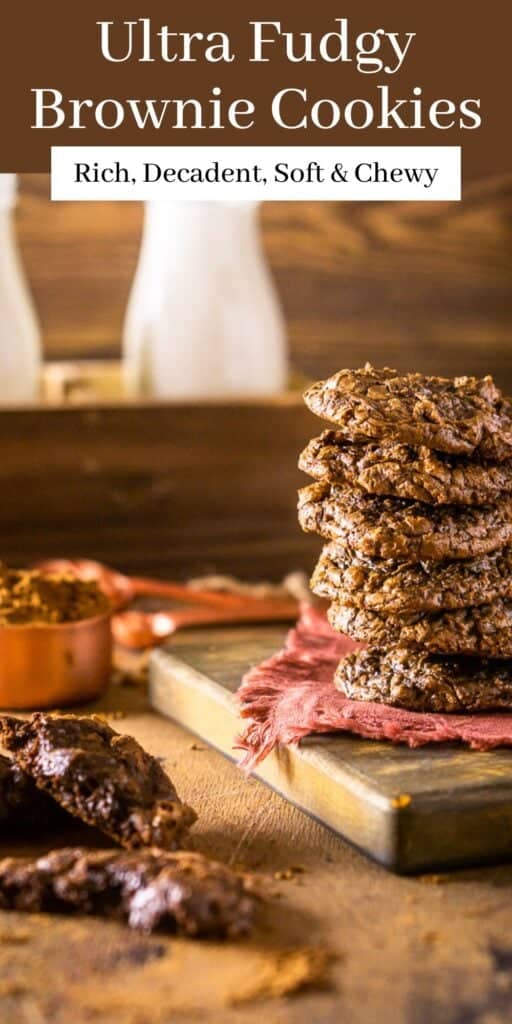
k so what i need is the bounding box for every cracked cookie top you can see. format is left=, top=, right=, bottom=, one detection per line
left=299, top=431, right=512, bottom=505
left=335, top=647, right=512, bottom=713
left=304, top=365, right=512, bottom=460
left=298, top=482, right=512, bottom=562
left=311, top=543, right=512, bottom=614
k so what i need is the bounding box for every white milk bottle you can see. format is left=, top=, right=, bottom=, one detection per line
left=0, top=175, right=41, bottom=404
left=122, top=201, right=288, bottom=399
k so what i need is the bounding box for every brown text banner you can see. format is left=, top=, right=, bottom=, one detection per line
left=1, top=1, right=508, bottom=178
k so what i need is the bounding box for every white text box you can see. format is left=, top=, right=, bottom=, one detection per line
left=51, top=146, right=461, bottom=201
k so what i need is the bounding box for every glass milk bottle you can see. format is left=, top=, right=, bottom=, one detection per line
left=0, top=175, right=41, bottom=403
left=122, top=201, right=288, bottom=399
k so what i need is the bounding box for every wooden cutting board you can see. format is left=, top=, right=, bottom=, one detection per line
left=149, top=624, right=512, bottom=875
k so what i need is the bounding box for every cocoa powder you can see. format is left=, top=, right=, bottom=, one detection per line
left=0, top=566, right=110, bottom=625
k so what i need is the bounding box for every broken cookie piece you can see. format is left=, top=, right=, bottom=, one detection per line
left=0, top=714, right=196, bottom=850
left=0, top=753, right=64, bottom=831
left=0, top=846, right=257, bottom=937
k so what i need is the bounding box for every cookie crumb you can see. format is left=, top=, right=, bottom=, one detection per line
left=273, top=865, right=305, bottom=881
left=391, top=794, right=411, bottom=809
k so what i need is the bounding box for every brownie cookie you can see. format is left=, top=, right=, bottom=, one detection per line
left=329, top=599, right=512, bottom=658
left=0, top=754, right=64, bottom=830
left=0, top=714, right=196, bottom=850
left=303, top=365, right=512, bottom=459
left=0, top=847, right=257, bottom=937
left=475, top=399, right=512, bottom=462
left=335, top=647, right=512, bottom=713
left=298, top=482, right=512, bottom=562
left=299, top=431, right=512, bottom=505
left=311, top=543, right=512, bottom=614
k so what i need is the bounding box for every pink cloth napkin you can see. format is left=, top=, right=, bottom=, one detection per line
left=236, top=604, right=512, bottom=770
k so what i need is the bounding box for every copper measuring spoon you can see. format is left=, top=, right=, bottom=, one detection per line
left=111, top=601, right=299, bottom=649
left=36, top=558, right=251, bottom=611
left=37, top=559, right=299, bottom=649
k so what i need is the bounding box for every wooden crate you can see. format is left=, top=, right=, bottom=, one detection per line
left=0, top=379, right=318, bottom=580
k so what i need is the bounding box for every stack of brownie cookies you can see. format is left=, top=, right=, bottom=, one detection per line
left=298, top=365, right=512, bottom=713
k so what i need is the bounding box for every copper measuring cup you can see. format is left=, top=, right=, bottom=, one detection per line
left=0, top=610, right=112, bottom=710
left=37, top=559, right=299, bottom=650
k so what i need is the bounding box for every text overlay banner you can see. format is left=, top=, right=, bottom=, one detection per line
left=51, top=146, right=461, bottom=201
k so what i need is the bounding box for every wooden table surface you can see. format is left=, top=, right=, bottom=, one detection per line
left=3, top=650, right=512, bottom=1024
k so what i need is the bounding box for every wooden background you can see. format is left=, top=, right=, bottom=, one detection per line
left=0, top=400, right=319, bottom=579
left=1, top=173, right=511, bottom=580
left=17, top=173, right=512, bottom=389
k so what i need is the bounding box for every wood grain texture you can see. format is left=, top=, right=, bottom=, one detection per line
left=17, top=173, right=512, bottom=388
left=0, top=399, right=318, bottom=579
left=3, top=677, right=512, bottom=1023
